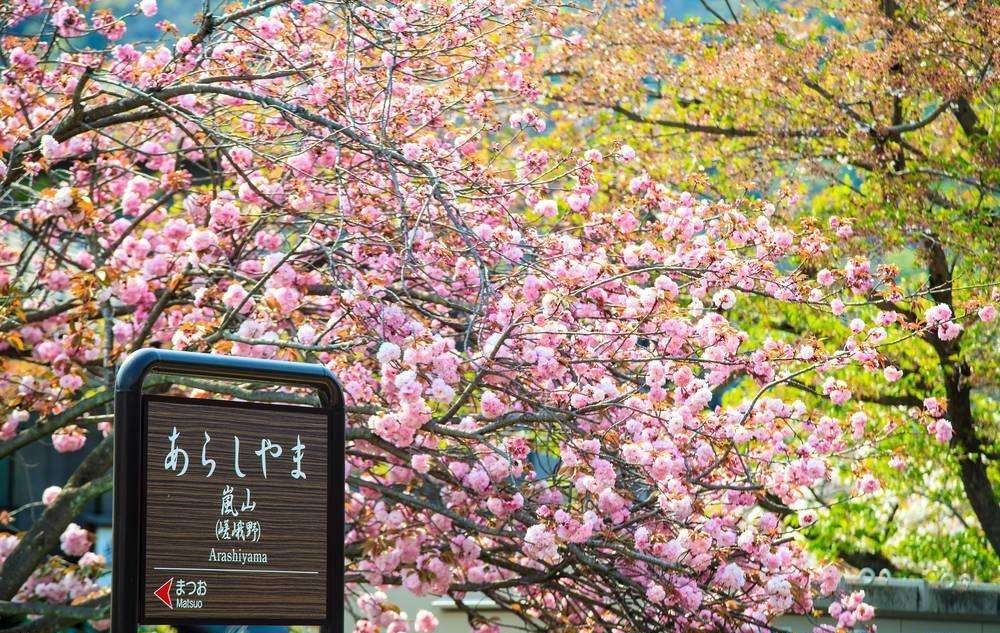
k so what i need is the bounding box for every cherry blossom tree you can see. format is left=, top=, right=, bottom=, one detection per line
left=523, top=0, right=998, bottom=577
left=0, top=1, right=993, bottom=632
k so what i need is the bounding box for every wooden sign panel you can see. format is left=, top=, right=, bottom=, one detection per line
left=140, top=396, right=329, bottom=623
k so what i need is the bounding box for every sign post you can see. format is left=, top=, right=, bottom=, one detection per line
left=112, top=349, right=344, bottom=632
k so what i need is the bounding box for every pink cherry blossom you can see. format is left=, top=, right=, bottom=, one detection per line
left=534, top=199, right=558, bottom=217
left=523, top=524, right=560, bottom=563
left=298, top=324, right=318, bottom=344
left=0, top=2, right=915, bottom=627
left=78, top=552, right=106, bottom=569
left=566, top=193, right=590, bottom=212
left=937, top=321, right=962, bottom=341
left=59, top=523, right=91, bottom=557
left=928, top=418, right=953, bottom=443
left=222, top=284, right=251, bottom=312
left=924, top=397, right=946, bottom=417
left=1, top=409, right=29, bottom=441
left=187, top=229, right=218, bottom=252
left=883, top=366, right=902, bottom=382
left=59, top=374, right=83, bottom=391
left=856, top=474, right=880, bottom=494
left=52, top=426, right=87, bottom=453
left=712, top=289, right=736, bottom=310
left=377, top=342, right=401, bottom=365
left=822, top=378, right=852, bottom=405
left=402, top=143, right=422, bottom=161
left=411, top=454, right=432, bottom=474
left=414, top=610, right=439, bottom=633
left=42, top=486, right=62, bottom=506
left=479, top=391, right=506, bottom=418
left=617, top=144, right=636, bottom=161
left=646, top=584, right=666, bottom=602
left=924, top=303, right=952, bottom=325
left=715, top=563, right=746, bottom=593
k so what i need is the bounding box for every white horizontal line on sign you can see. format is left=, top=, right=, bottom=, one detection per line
left=153, top=566, right=319, bottom=575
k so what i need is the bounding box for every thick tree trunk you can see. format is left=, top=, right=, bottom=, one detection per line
left=944, top=360, right=1000, bottom=555
left=922, top=238, right=1000, bottom=557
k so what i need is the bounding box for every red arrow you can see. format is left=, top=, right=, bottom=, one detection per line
left=153, top=578, right=173, bottom=609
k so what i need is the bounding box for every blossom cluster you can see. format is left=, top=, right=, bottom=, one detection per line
left=1, top=0, right=995, bottom=631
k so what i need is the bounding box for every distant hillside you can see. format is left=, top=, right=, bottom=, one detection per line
left=17, top=0, right=712, bottom=45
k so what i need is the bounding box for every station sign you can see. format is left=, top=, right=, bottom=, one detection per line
left=113, top=349, right=344, bottom=632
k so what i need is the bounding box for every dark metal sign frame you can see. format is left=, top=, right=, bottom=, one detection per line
left=112, top=348, right=345, bottom=632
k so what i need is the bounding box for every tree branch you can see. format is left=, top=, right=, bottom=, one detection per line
left=0, top=438, right=113, bottom=600
left=0, top=390, right=112, bottom=460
